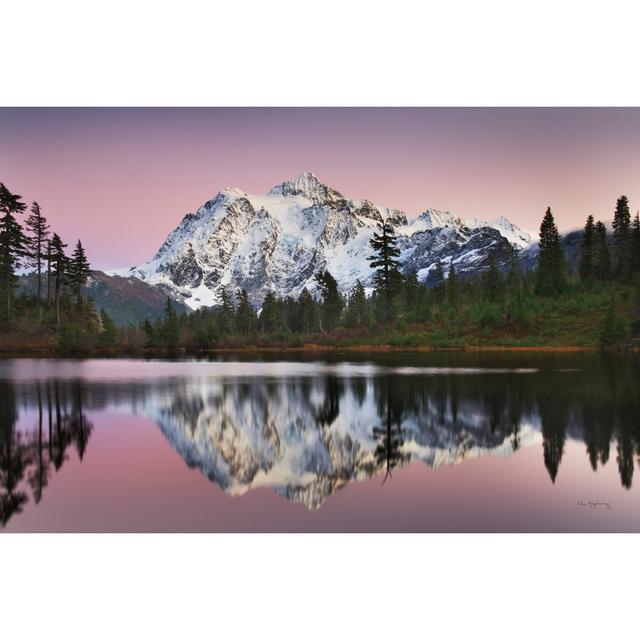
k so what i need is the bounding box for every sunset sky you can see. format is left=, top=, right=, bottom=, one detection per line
left=1, top=107, right=639, bottom=270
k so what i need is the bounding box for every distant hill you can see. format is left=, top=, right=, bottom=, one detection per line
left=17, top=271, right=189, bottom=326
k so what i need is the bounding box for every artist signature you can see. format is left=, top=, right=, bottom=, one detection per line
left=577, top=500, right=612, bottom=511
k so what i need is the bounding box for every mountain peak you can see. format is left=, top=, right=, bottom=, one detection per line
left=268, top=171, right=344, bottom=203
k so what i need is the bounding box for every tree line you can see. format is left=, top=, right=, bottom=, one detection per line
left=0, top=182, right=94, bottom=334
left=145, top=195, right=640, bottom=350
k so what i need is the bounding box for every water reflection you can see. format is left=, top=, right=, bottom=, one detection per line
left=1, top=380, right=93, bottom=525
left=1, top=355, right=640, bottom=527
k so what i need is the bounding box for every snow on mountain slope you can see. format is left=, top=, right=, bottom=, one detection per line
left=122, top=172, right=532, bottom=309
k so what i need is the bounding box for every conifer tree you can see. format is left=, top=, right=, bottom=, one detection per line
left=612, top=195, right=631, bottom=281
left=24, top=201, right=50, bottom=317
left=218, top=285, right=235, bottom=334
left=345, top=280, right=367, bottom=327
left=0, top=183, right=28, bottom=329
left=259, top=292, right=280, bottom=333
left=69, top=240, right=91, bottom=305
left=535, top=207, right=566, bottom=296
left=368, top=221, right=401, bottom=322
left=482, top=252, right=505, bottom=303
left=49, top=233, right=68, bottom=327
left=162, top=297, right=180, bottom=348
left=432, top=259, right=445, bottom=303
left=235, top=288, right=256, bottom=335
left=298, top=287, right=319, bottom=333
left=447, top=262, right=458, bottom=307
left=632, top=211, right=640, bottom=273
left=315, top=270, right=343, bottom=332
left=579, top=214, right=595, bottom=282
left=593, top=221, right=611, bottom=281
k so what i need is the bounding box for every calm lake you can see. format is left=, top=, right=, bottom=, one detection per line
left=1, top=353, right=639, bottom=532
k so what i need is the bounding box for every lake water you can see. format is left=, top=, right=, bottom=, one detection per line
left=1, top=353, right=639, bottom=532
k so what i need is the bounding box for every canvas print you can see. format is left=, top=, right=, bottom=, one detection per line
left=1, top=107, right=639, bottom=532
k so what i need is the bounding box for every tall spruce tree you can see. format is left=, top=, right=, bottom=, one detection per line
left=482, top=252, right=505, bottom=303
left=345, top=280, right=367, bottom=327
left=0, top=183, right=28, bottom=329
left=612, top=195, right=631, bottom=281
left=235, top=288, right=256, bottom=335
left=218, top=285, right=235, bottom=334
left=368, top=221, right=401, bottom=322
left=632, top=211, right=640, bottom=273
left=297, top=287, right=319, bottom=333
left=25, top=201, right=50, bottom=318
left=593, top=221, right=611, bottom=282
left=315, top=270, right=342, bottom=332
left=69, top=240, right=91, bottom=305
left=432, top=260, right=445, bottom=303
left=49, top=233, right=68, bottom=327
left=259, top=292, right=280, bottom=333
left=535, top=207, right=566, bottom=296
left=162, top=297, right=180, bottom=348
left=579, top=214, right=595, bottom=283
left=447, top=262, right=458, bottom=307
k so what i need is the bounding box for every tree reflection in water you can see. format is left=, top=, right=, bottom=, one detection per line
left=1, top=354, right=640, bottom=524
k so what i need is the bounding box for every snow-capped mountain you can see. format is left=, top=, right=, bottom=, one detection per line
left=121, top=172, right=532, bottom=309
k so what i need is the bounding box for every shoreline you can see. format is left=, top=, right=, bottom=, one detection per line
left=1, top=343, right=635, bottom=358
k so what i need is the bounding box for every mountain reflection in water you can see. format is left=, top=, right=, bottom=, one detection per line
left=1, top=355, right=639, bottom=527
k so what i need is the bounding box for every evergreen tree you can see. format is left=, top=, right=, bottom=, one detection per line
left=68, top=240, right=91, bottom=305
left=99, top=308, right=117, bottom=347
left=446, top=262, right=458, bottom=307
left=612, top=195, right=631, bottom=281
left=218, top=285, right=235, bottom=334
left=505, top=249, right=521, bottom=298
left=345, top=280, right=367, bottom=328
left=49, top=233, right=68, bottom=328
left=579, top=214, right=595, bottom=282
left=315, top=270, right=343, bottom=332
left=235, top=288, right=256, bottom=335
left=535, top=207, right=566, bottom=296
left=298, top=287, right=319, bottom=333
left=403, top=270, right=420, bottom=314
left=24, top=201, right=50, bottom=318
left=0, top=183, right=28, bottom=329
left=368, top=221, right=401, bottom=322
left=632, top=211, right=640, bottom=273
left=482, top=252, right=505, bottom=303
left=432, top=260, right=445, bottom=303
left=259, top=292, right=280, bottom=333
left=593, top=221, right=611, bottom=281
left=162, top=297, right=180, bottom=348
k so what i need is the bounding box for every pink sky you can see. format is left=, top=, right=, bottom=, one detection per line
left=1, top=108, right=639, bottom=270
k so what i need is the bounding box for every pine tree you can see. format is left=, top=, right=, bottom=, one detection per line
left=0, top=183, right=28, bottom=329
left=49, top=233, right=68, bottom=327
left=612, top=195, right=631, bottom=281
left=593, top=221, right=611, bottom=281
left=632, top=211, right=640, bottom=273
left=99, top=308, right=117, bottom=347
left=218, top=285, right=235, bottom=334
left=259, top=292, right=280, bottom=333
left=447, top=262, right=458, bottom=307
left=579, top=214, right=595, bottom=283
left=162, top=297, right=180, bottom=348
left=432, top=260, right=445, bottom=303
left=482, top=252, right=505, bottom=303
left=368, top=221, right=401, bottom=322
left=68, top=240, right=91, bottom=305
left=24, top=201, right=50, bottom=318
left=345, top=280, right=367, bottom=327
left=535, top=207, right=566, bottom=296
left=403, top=270, right=420, bottom=313
left=315, top=270, right=343, bottom=332
left=235, top=288, right=256, bottom=335
left=599, top=295, right=627, bottom=348
left=297, top=287, right=319, bottom=333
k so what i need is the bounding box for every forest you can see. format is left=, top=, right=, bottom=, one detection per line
left=2, top=181, right=640, bottom=354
